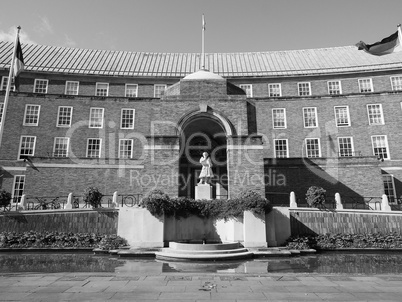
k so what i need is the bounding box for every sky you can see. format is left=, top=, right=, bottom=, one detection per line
left=1, top=0, right=402, bottom=54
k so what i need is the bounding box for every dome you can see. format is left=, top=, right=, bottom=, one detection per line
left=183, top=69, right=224, bottom=80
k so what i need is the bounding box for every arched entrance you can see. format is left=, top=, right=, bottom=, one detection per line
left=178, top=112, right=229, bottom=198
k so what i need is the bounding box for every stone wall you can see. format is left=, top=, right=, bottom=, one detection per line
left=0, top=209, right=118, bottom=234
left=289, top=208, right=402, bottom=235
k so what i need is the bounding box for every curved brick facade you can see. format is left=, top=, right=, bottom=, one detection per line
left=0, top=42, right=401, bottom=205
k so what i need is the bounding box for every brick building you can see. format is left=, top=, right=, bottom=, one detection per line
left=1, top=41, right=402, bottom=205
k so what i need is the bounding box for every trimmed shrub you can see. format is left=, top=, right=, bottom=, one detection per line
left=305, top=186, right=326, bottom=207
left=83, top=187, right=103, bottom=208
left=0, top=189, right=11, bottom=210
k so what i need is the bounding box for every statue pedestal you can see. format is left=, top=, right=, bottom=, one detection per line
left=195, top=184, right=212, bottom=200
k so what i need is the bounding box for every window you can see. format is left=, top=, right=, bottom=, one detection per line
left=23, top=104, right=40, bottom=126
left=0, top=103, right=4, bottom=124
left=305, top=138, right=321, bottom=158
left=367, top=104, right=384, bottom=125
left=358, top=78, right=373, bottom=93
left=57, top=106, right=73, bottom=127
left=154, top=84, right=166, bottom=98
left=371, top=135, right=389, bottom=160
left=95, top=83, right=109, bottom=96
left=391, top=76, right=402, bottom=91
left=268, top=83, right=281, bottom=97
left=334, top=106, right=350, bottom=127
left=239, top=84, right=253, bottom=97
left=274, top=139, right=288, bottom=158
left=1, top=76, right=15, bottom=91
left=34, top=79, right=48, bottom=93
left=119, top=139, right=133, bottom=159
left=87, top=138, right=101, bottom=158
left=125, top=84, right=138, bottom=97
left=18, top=136, right=36, bottom=160
left=121, top=108, right=135, bottom=129
left=303, top=107, right=318, bottom=128
left=383, top=174, right=396, bottom=203
left=298, top=82, right=311, bottom=96
left=12, top=175, right=25, bottom=203
left=338, top=137, right=354, bottom=157
left=272, top=108, right=286, bottom=129
left=328, top=81, right=342, bottom=95
left=89, top=107, right=104, bottom=128
left=65, top=81, right=79, bottom=95
left=53, top=137, right=69, bottom=157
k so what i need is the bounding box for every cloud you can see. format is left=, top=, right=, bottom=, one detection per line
left=35, top=16, right=54, bottom=36
left=63, top=34, right=77, bottom=48
left=0, top=27, right=36, bottom=44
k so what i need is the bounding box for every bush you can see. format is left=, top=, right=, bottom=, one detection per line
left=285, top=233, right=402, bottom=250
left=141, top=189, right=171, bottom=216
left=141, top=189, right=272, bottom=220
left=97, top=235, right=128, bottom=250
left=305, top=186, right=326, bottom=207
left=83, top=187, right=103, bottom=208
left=237, top=189, right=273, bottom=215
left=0, top=189, right=11, bottom=209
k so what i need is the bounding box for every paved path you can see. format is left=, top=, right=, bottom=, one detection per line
left=1, top=272, right=402, bottom=301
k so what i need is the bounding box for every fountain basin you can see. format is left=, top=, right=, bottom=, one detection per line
left=155, top=242, right=253, bottom=261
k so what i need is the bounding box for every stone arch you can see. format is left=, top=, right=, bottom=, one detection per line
left=176, top=105, right=236, bottom=138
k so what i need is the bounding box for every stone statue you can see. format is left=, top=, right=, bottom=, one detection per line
left=198, top=152, right=213, bottom=184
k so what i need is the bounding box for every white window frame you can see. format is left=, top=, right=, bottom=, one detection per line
left=53, top=137, right=70, bottom=157
left=367, top=104, right=384, bottom=125
left=56, top=106, right=73, bottom=128
left=1, top=76, right=15, bottom=91
left=12, top=175, right=25, bottom=202
left=65, top=81, right=79, bottom=95
left=298, top=82, right=311, bottom=96
left=86, top=138, right=102, bottom=158
left=338, top=137, right=354, bottom=157
left=305, top=138, right=321, bottom=158
left=390, top=76, right=402, bottom=91
left=383, top=174, right=397, bottom=204
left=121, top=108, right=135, bottom=129
left=358, top=78, right=373, bottom=93
left=274, top=139, right=289, bottom=158
left=371, top=135, right=390, bottom=160
left=239, top=84, right=253, bottom=98
left=89, top=107, right=104, bottom=128
left=327, top=80, right=342, bottom=95
left=154, top=84, right=167, bottom=98
left=334, top=106, right=350, bottom=127
left=18, top=135, right=36, bottom=160
left=119, top=139, right=133, bottom=159
left=268, top=83, right=282, bottom=97
left=95, top=82, right=109, bottom=96
left=23, top=104, right=41, bottom=126
left=34, top=79, right=48, bottom=94
left=125, top=84, right=138, bottom=97
left=303, top=107, right=318, bottom=128
left=272, top=108, right=287, bottom=129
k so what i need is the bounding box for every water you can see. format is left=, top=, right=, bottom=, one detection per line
left=1, top=252, right=402, bottom=275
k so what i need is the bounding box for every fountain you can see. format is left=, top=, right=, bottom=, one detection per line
left=155, top=241, right=253, bottom=261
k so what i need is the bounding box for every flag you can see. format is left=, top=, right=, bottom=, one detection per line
left=202, top=14, right=206, bottom=31
left=356, top=30, right=402, bottom=56
left=13, top=36, right=24, bottom=77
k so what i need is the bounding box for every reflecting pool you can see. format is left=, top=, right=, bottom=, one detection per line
left=1, top=252, right=402, bottom=275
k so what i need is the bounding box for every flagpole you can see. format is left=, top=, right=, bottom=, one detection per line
left=201, top=14, right=205, bottom=70
left=0, top=26, right=21, bottom=150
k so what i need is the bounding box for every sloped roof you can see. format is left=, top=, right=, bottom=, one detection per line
left=1, top=41, right=402, bottom=78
